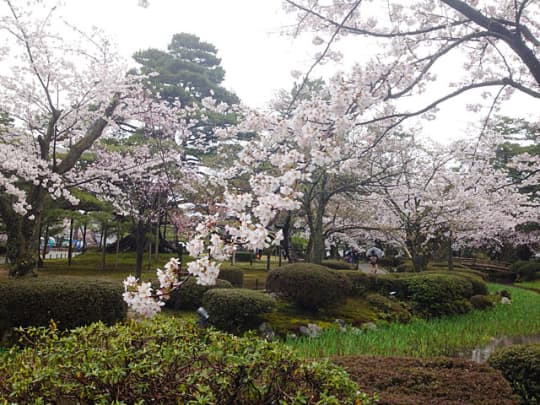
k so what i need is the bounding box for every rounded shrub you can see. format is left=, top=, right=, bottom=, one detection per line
left=202, top=288, right=276, bottom=333
left=424, top=270, right=488, bottom=296
left=340, top=270, right=373, bottom=297
left=165, top=277, right=232, bottom=310
left=0, top=318, right=373, bottom=404
left=488, top=343, right=540, bottom=404
left=0, top=277, right=126, bottom=336
left=265, top=263, right=352, bottom=310
left=216, top=266, right=244, bottom=287
left=470, top=294, right=494, bottom=310
left=404, top=274, right=475, bottom=318
left=371, top=274, right=410, bottom=297
left=366, top=293, right=412, bottom=323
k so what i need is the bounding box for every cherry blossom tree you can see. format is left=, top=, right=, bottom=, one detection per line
left=0, top=0, right=185, bottom=276
left=362, top=137, right=532, bottom=270
left=284, top=0, right=540, bottom=134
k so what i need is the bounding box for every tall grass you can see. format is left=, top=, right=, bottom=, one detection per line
left=286, top=284, right=540, bottom=358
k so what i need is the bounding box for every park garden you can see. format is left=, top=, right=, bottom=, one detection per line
left=1, top=0, right=540, bottom=403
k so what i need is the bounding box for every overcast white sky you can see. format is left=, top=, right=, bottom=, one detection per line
left=61, top=0, right=305, bottom=109
left=59, top=0, right=536, bottom=143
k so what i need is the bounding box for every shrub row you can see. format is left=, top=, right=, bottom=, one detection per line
left=0, top=318, right=372, bottom=404
left=265, top=263, right=488, bottom=318
left=0, top=277, right=126, bottom=337
left=488, top=343, right=540, bottom=404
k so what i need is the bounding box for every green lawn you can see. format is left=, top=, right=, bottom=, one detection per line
left=286, top=284, right=540, bottom=358
left=37, top=251, right=177, bottom=282
left=34, top=251, right=277, bottom=287
left=515, top=279, right=540, bottom=291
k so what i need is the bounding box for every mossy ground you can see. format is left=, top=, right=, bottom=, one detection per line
left=262, top=297, right=377, bottom=336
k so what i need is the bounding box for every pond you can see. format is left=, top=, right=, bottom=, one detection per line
left=459, top=333, right=540, bottom=363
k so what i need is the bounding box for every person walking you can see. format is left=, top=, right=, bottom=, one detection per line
left=365, top=246, right=384, bottom=274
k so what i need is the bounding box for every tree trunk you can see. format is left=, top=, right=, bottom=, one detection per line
left=447, top=232, right=454, bottom=271
left=306, top=202, right=326, bottom=264
left=101, top=225, right=108, bottom=271
left=82, top=217, right=87, bottom=253
left=1, top=201, right=39, bottom=277
left=115, top=223, right=120, bottom=271
left=41, top=224, right=50, bottom=262
left=68, top=216, right=74, bottom=266
left=135, top=218, right=146, bottom=280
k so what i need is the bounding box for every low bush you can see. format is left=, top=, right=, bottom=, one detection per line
left=340, top=271, right=373, bottom=296
left=334, top=355, right=518, bottom=404
left=365, top=293, right=411, bottom=323
left=377, top=256, right=404, bottom=269
left=406, top=274, right=474, bottom=317
left=396, top=261, right=415, bottom=272
left=216, top=266, right=244, bottom=287
left=165, top=277, right=232, bottom=310
left=516, top=261, right=540, bottom=281
left=423, top=270, right=488, bottom=296
left=488, top=344, right=540, bottom=404
left=322, top=259, right=355, bottom=270
left=234, top=251, right=254, bottom=262
left=0, top=318, right=372, bottom=404
left=470, top=294, right=494, bottom=310
left=371, top=274, right=410, bottom=297
left=510, top=260, right=529, bottom=273
left=0, top=278, right=126, bottom=337
left=202, top=288, right=276, bottom=333
left=266, top=263, right=351, bottom=310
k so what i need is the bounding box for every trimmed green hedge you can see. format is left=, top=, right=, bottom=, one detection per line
left=488, top=343, right=540, bottom=404
left=217, top=266, right=244, bottom=287
left=266, top=263, right=352, bottom=310
left=0, top=278, right=126, bottom=336
left=366, top=293, right=411, bottom=323
left=234, top=251, right=254, bottom=262
left=340, top=271, right=373, bottom=297
left=0, top=318, right=372, bottom=404
left=165, top=277, right=232, bottom=310
left=368, top=271, right=487, bottom=318
left=202, top=288, right=276, bottom=333
left=405, top=274, right=474, bottom=318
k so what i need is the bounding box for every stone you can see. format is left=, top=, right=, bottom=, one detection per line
left=258, top=322, right=275, bottom=341
left=362, top=322, right=377, bottom=330
left=299, top=323, right=323, bottom=338
left=334, top=319, right=347, bottom=332
left=500, top=297, right=511, bottom=305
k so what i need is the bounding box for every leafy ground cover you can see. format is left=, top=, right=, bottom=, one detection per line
left=332, top=355, right=518, bottom=404
left=286, top=284, right=540, bottom=358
